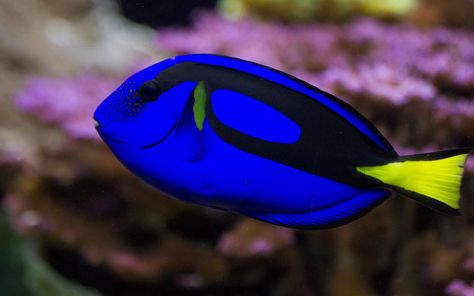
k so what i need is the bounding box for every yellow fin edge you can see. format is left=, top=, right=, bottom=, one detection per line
left=356, top=153, right=468, bottom=210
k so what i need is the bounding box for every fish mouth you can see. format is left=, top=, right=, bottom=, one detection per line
left=94, top=119, right=131, bottom=146
left=96, top=128, right=129, bottom=146
left=94, top=117, right=177, bottom=149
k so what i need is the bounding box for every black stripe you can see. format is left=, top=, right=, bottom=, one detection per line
left=157, top=62, right=397, bottom=187
left=191, top=54, right=396, bottom=154
left=394, top=188, right=461, bottom=216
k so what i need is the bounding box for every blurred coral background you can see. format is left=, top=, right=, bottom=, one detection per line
left=2, top=0, right=474, bottom=295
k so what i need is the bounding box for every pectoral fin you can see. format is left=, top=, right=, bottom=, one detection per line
left=174, top=81, right=209, bottom=161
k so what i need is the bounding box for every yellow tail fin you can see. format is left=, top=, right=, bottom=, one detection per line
left=357, top=149, right=470, bottom=215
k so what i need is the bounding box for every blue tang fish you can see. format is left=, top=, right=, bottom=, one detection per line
left=94, top=54, right=470, bottom=229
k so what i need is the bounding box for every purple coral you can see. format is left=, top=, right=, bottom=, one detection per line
left=446, top=280, right=474, bottom=296
left=217, top=219, right=294, bottom=258
left=15, top=73, right=119, bottom=141
left=316, top=63, right=436, bottom=105
left=156, top=12, right=343, bottom=72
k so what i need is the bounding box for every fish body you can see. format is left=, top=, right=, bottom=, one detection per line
left=94, top=54, right=469, bottom=229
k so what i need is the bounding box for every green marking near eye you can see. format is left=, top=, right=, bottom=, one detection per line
left=193, top=81, right=207, bottom=131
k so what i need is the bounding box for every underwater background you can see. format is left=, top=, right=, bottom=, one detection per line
left=1, top=0, right=474, bottom=295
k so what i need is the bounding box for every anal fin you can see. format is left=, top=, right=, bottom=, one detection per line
left=243, top=189, right=390, bottom=229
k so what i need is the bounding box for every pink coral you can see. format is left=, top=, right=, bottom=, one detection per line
left=217, top=219, right=294, bottom=258
left=446, top=280, right=474, bottom=296
left=15, top=73, right=119, bottom=141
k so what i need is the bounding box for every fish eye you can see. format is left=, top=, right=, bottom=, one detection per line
left=136, top=80, right=162, bottom=103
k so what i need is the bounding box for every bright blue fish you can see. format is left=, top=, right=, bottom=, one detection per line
left=94, top=54, right=469, bottom=229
